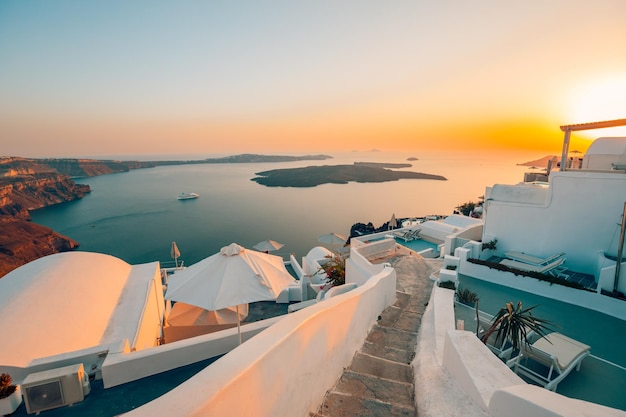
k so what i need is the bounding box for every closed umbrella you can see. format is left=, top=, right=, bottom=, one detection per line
left=253, top=239, right=284, bottom=253
left=171, top=241, right=181, bottom=268
left=388, top=213, right=397, bottom=230
left=165, top=243, right=296, bottom=344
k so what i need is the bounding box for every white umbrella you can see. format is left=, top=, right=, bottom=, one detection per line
left=171, top=241, right=181, bottom=268
left=388, top=213, right=397, bottom=230
left=253, top=239, right=284, bottom=253
left=167, top=302, right=248, bottom=326
left=165, top=243, right=296, bottom=344
left=318, top=232, right=346, bottom=246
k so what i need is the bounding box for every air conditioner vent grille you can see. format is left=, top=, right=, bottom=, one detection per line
left=22, top=363, right=87, bottom=414
left=24, top=380, right=64, bottom=410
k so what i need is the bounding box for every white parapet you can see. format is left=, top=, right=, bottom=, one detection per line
left=490, top=385, right=626, bottom=417
left=443, top=330, right=525, bottom=411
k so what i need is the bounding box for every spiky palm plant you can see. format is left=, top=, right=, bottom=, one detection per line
left=481, top=301, right=553, bottom=351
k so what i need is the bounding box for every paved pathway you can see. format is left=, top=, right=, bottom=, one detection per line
left=313, top=254, right=442, bottom=417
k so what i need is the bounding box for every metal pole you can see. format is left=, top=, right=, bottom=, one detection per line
left=614, top=202, right=626, bottom=293
left=560, top=129, right=571, bottom=171
left=237, top=304, right=242, bottom=345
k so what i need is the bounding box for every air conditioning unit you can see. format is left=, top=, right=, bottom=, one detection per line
left=22, top=363, right=90, bottom=414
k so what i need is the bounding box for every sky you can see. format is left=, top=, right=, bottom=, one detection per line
left=1, top=0, right=626, bottom=158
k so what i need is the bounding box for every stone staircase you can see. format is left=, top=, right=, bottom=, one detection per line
left=312, top=255, right=439, bottom=417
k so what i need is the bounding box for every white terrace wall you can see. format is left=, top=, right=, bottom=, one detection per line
left=346, top=238, right=395, bottom=286
left=454, top=247, right=626, bottom=320
left=102, top=318, right=279, bottom=388
left=416, top=285, right=626, bottom=417
left=124, top=265, right=397, bottom=417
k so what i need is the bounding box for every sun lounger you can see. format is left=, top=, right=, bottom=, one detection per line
left=392, top=229, right=420, bottom=242
left=500, top=257, right=565, bottom=274
left=512, top=332, right=590, bottom=391
left=504, top=251, right=565, bottom=267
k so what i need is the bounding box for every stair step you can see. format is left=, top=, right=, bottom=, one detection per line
left=393, top=291, right=411, bottom=309
left=378, top=307, right=423, bottom=333
left=349, top=352, right=414, bottom=383
left=318, top=390, right=415, bottom=417
left=361, top=340, right=413, bottom=364
left=334, top=370, right=414, bottom=409
left=366, top=325, right=417, bottom=353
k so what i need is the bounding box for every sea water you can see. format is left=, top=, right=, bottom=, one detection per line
left=30, top=150, right=537, bottom=266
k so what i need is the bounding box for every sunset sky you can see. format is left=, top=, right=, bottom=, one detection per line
left=1, top=1, right=626, bottom=158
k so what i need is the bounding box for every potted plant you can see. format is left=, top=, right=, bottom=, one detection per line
left=0, top=373, right=22, bottom=415
left=456, top=286, right=479, bottom=307
left=481, top=301, right=553, bottom=351
left=481, top=238, right=498, bottom=251
left=318, top=252, right=346, bottom=287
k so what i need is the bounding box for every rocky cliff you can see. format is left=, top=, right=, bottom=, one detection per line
left=41, top=158, right=156, bottom=177
left=0, top=221, right=79, bottom=277
left=0, top=157, right=90, bottom=277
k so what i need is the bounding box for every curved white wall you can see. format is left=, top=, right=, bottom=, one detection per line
left=124, top=264, right=396, bottom=417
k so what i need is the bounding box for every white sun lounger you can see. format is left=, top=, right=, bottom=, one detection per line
left=500, top=257, right=565, bottom=275
left=504, top=251, right=565, bottom=267
left=512, top=332, right=590, bottom=391
left=392, top=229, right=420, bottom=242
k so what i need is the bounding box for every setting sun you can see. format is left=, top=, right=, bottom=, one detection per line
left=569, top=77, right=626, bottom=138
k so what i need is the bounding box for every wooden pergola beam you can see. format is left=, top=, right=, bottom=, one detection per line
left=560, top=119, right=626, bottom=171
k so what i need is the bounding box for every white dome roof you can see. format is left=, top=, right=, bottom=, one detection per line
left=0, top=252, right=133, bottom=368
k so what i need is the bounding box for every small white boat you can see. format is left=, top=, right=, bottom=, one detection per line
left=177, top=192, right=199, bottom=200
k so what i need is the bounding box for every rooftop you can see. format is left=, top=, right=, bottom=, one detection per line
left=0, top=252, right=159, bottom=369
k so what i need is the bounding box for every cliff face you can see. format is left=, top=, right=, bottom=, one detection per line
left=0, top=221, right=79, bottom=277
left=41, top=158, right=156, bottom=177
left=0, top=172, right=90, bottom=215
left=0, top=157, right=90, bottom=277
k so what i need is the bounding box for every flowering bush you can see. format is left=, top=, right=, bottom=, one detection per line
left=319, top=252, right=346, bottom=287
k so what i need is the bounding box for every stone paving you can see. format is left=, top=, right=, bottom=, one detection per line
left=313, top=254, right=442, bottom=417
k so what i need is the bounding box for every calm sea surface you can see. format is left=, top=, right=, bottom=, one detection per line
left=30, top=151, right=537, bottom=266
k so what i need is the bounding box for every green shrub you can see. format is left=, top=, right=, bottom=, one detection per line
left=438, top=280, right=456, bottom=290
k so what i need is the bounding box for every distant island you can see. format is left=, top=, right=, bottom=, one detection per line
left=354, top=162, right=412, bottom=168
left=251, top=163, right=447, bottom=187
left=517, top=155, right=556, bottom=168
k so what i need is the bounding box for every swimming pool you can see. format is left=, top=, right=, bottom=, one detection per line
left=394, top=237, right=440, bottom=253
left=456, top=274, right=626, bottom=411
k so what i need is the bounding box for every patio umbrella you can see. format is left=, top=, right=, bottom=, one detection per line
left=165, top=243, right=296, bottom=344
left=318, top=232, right=346, bottom=246
left=388, top=213, right=397, bottom=230
left=167, top=302, right=248, bottom=326
left=171, top=241, right=181, bottom=268
left=253, top=239, right=284, bottom=253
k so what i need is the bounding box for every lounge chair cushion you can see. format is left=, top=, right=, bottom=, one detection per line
left=504, top=251, right=565, bottom=266
left=500, top=257, right=565, bottom=274
left=531, top=333, right=590, bottom=371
